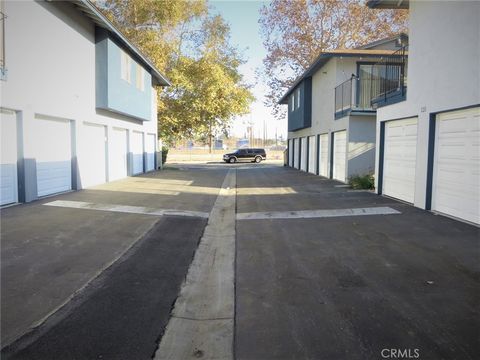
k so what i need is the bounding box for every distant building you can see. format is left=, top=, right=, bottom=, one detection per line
left=281, top=35, right=407, bottom=181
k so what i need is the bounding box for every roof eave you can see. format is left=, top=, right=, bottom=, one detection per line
left=73, top=0, right=171, bottom=86
left=277, top=50, right=400, bottom=105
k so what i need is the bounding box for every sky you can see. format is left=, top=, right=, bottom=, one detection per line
left=210, top=0, right=288, bottom=141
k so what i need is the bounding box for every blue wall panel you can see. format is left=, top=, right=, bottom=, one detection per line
left=96, top=29, right=152, bottom=121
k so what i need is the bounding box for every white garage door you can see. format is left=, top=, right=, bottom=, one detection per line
left=383, top=117, right=418, bottom=203
left=1, top=110, right=18, bottom=206
left=145, top=134, right=156, bottom=172
left=308, top=135, right=316, bottom=174
left=293, top=138, right=299, bottom=169
left=33, top=115, right=72, bottom=197
left=82, top=123, right=107, bottom=188
left=433, top=107, right=479, bottom=224
left=319, top=133, right=329, bottom=177
left=109, top=127, right=128, bottom=181
left=300, top=137, right=307, bottom=172
left=288, top=139, right=293, bottom=167
left=131, top=131, right=144, bottom=175
left=333, top=130, right=347, bottom=182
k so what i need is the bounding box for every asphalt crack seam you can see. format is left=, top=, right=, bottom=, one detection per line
left=154, top=169, right=236, bottom=360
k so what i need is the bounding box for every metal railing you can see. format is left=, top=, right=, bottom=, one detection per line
left=334, top=77, right=355, bottom=115
left=334, top=75, right=375, bottom=117
left=370, top=45, right=408, bottom=107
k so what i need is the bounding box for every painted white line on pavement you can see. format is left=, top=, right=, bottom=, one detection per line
left=154, top=169, right=236, bottom=360
left=236, top=206, right=401, bottom=220
left=43, top=200, right=209, bottom=219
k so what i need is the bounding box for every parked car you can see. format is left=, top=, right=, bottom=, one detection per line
left=223, top=148, right=266, bottom=163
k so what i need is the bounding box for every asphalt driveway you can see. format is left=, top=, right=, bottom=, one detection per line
left=1, top=167, right=227, bottom=351
left=235, top=166, right=479, bottom=360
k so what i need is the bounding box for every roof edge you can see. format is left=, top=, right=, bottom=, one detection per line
left=278, top=48, right=402, bottom=105
left=73, top=0, right=170, bottom=86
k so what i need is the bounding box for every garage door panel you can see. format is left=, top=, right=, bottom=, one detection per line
left=383, top=118, right=418, bottom=203
left=1, top=165, right=17, bottom=205
left=110, top=128, right=128, bottom=181
left=288, top=139, right=293, bottom=167
left=308, top=136, right=316, bottom=174
left=81, top=123, right=107, bottom=188
left=300, top=137, right=307, bottom=172
left=433, top=107, right=480, bottom=224
left=33, top=116, right=72, bottom=197
left=333, top=130, right=347, bottom=182
left=1, top=110, right=18, bottom=205
left=37, top=162, right=71, bottom=197
left=132, top=131, right=144, bottom=175
left=319, top=134, right=329, bottom=177
left=146, top=134, right=156, bottom=172
left=293, top=139, right=299, bottom=169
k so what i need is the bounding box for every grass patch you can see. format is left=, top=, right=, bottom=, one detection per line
left=349, top=174, right=375, bottom=190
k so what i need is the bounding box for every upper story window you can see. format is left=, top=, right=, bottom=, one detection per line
left=136, top=63, right=144, bottom=91
left=290, top=93, right=295, bottom=111
left=120, top=49, right=132, bottom=83
left=296, top=88, right=300, bottom=109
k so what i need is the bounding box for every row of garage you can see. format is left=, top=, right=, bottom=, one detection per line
left=288, top=131, right=346, bottom=182
left=381, top=106, right=479, bottom=225
left=288, top=106, right=479, bottom=225
left=0, top=109, right=158, bottom=206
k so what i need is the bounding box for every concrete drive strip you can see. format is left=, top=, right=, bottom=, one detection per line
left=154, top=170, right=236, bottom=360
left=44, top=200, right=209, bottom=219
left=236, top=206, right=401, bottom=220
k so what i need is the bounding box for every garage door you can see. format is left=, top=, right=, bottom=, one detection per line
left=293, top=138, right=299, bottom=169
left=383, top=117, right=418, bottom=203
left=308, top=135, right=316, bottom=174
left=131, top=131, right=144, bottom=175
left=300, top=137, right=307, bottom=171
left=145, top=134, right=156, bottom=172
left=319, top=133, right=329, bottom=177
left=288, top=139, right=293, bottom=167
left=1, top=110, right=18, bottom=206
left=432, top=107, right=479, bottom=224
left=33, top=115, right=72, bottom=197
left=110, top=127, right=128, bottom=181
left=82, top=123, right=107, bottom=188
left=333, top=130, right=347, bottom=182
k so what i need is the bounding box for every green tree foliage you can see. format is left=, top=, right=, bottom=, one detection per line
left=95, top=0, right=254, bottom=146
left=258, top=0, right=408, bottom=119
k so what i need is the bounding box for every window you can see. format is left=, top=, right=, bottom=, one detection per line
left=136, top=63, right=144, bottom=91
left=296, top=88, right=300, bottom=109
left=120, top=50, right=132, bottom=83
left=290, top=93, right=295, bottom=111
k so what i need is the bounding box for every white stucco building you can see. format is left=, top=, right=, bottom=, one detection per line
left=368, top=0, right=479, bottom=225
left=0, top=0, right=170, bottom=206
left=281, top=35, right=407, bottom=183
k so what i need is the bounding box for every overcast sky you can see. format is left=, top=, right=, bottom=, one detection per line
left=210, top=0, right=288, bottom=141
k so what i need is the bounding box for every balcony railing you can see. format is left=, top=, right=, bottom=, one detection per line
left=370, top=45, right=408, bottom=107
left=334, top=75, right=375, bottom=119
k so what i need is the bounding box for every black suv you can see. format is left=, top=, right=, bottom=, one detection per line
left=223, top=148, right=266, bottom=163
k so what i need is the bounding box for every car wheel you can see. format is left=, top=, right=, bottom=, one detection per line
left=229, top=157, right=236, bottom=163
left=255, top=156, right=262, bottom=163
